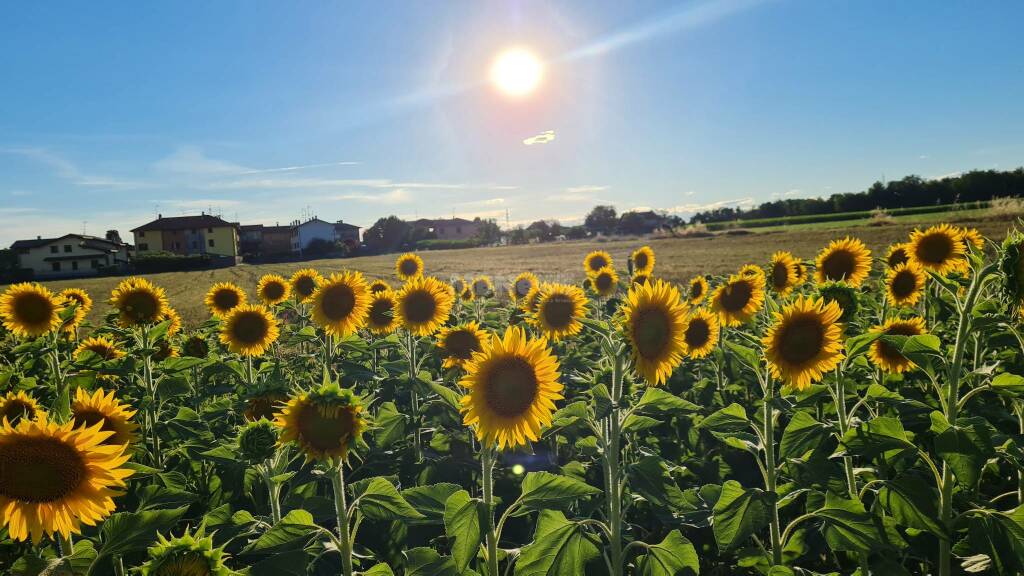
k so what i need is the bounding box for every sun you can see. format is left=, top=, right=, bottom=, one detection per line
left=490, top=47, right=543, bottom=97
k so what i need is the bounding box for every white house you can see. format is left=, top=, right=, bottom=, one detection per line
left=290, top=218, right=337, bottom=254
left=10, top=232, right=132, bottom=278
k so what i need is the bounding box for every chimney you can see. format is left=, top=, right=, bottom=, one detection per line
left=158, top=213, right=162, bottom=219
left=37, top=235, right=41, bottom=240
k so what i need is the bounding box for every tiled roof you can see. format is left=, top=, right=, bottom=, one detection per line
left=10, top=234, right=125, bottom=251
left=131, top=214, right=235, bottom=232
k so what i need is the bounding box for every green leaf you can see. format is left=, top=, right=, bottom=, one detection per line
left=724, top=340, right=759, bottom=369
left=935, top=417, right=994, bottom=488
left=815, top=492, right=883, bottom=553
left=97, top=506, right=189, bottom=557
left=429, top=382, right=463, bottom=412
left=405, top=547, right=460, bottom=576
left=357, top=477, right=426, bottom=521
left=518, top=472, right=601, bottom=512
left=712, top=480, right=771, bottom=552
left=248, top=549, right=312, bottom=576
left=623, top=414, right=663, bottom=433
left=636, top=529, right=700, bottom=575
left=845, top=332, right=882, bottom=360
left=991, top=373, right=1024, bottom=395
left=515, top=510, right=601, bottom=576
left=444, top=490, right=484, bottom=574
left=591, top=383, right=612, bottom=419
left=698, top=403, right=749, bottom=433
left=779, top=411, right=830, bottom=460
left=878, top=475, right=945, bottom=538
left=634, top=388, right=701, bottom=414
left=374, top=401, right=406, bottom=448
left=401, top=483, right=462, bottom=523
left=628, top=456, right=689, bottom=511
left=837, top=416, right=917, bottom=461
left=362, top=563, right=396, bottom=576
left=244, top=509, right=320, bottom=555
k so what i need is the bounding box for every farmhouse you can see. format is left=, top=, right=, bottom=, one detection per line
left=411, top=218, right=480, bottom=240
left=10, top=231, right=132, bottom=278
left=132, top=213, right=239, bottom=258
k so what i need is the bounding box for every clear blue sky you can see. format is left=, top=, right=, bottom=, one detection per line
left=1, top=0, right=1022, bottom=245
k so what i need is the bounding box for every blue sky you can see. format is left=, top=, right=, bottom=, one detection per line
left=1, top=0, right=1022, bottom=245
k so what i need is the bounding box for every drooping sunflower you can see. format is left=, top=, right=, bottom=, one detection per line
left=256, top=274, right=291, bottom=305
left=886, top=263, right=927, bottom=307
left=710, top=274, right=766, bottom=327
left=289, top=268, right=323, bottom=303
left=369, top=279, right=391, bottom=294
left=907, top=224, right=967, bottom=276
left=182, top=334, right=210, bottom=358
left=687, top=276, right=709, bottom=306
left=71, top=388, right=139, bottom=446
left=242, top=386, right=290, bottom=421
left=0, top=391, right=44, bottom=424
left=681, top=307, right=720, bottom=360
left=395, top=252, right=424, bottom=281
left=275, top=380, right=367, bottom=461
left=868, top=316, right=927, bottom=374
left=590, top=266, right=619, bottom=298
left=817, top=282, right=859, bottom=323
left=366, top=290, right=400, bottom=335
left=0, top=416, right=132, bottom=542
left=160, top=307, right=182, bottom=337
left=631, top=246, right=656, bottom=275
left=763, top=296, right=845, bottom=391
left=437, top=322, right=489, bottom=369
left=153, top=340, right=179, bottom=363
left=1000, top=231, right=1024, bottom=313
left=205, top=282, right=247, bottom=318
left=309, top=272, right=371, bottom=337
left=767, top=251, right=799, bottom=295
left=508, top=272, right=539, bottom=302
left=138, top=527, right=234, bottom=576
left=219, top=304, right=280, bottom=357
left=74, top=335, right=125, bottom=361
left=397, top=276, right=454, bottom=336
left=459, top=326, right=563, bottom=450
left=59, top=288, right=92, bottom=333
left=632, top=272, right=651, bottom=286
left=452, top=277, right=467, bottom=296
left=886, top=243, right=911, bottom=268
left=960, top=227, right=984, bottom=252
left=110, top=277, right=169, bottom=327
left=0, top=283, right=63, bottom=338
left=533, top=283, right=589, bottom=342
left=622, top=279, right=688, bottom=386
left=471, top=276, right=494, bottom=299
left=583, top=250, right=613, bottom=277
left=814, top=237, right=872, bottom=286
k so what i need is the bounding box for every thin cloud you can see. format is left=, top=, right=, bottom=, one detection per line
left=666, top=196, right=755, bottom=214
left=3, top=146, right=151, bottom=189
left=334, top=189, right=412, bottom=204
left=523, top=130, right=556, bottom=146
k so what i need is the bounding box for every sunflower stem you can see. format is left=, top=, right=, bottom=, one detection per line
left=113, top=554, right=126, bottom=576
left=762, top=371, right=782, bottom=566
left=331, top=462, right=354, bottom=576
left=407, top=331, right=422, bottom=461
left=481, top=446, right=499, bottom=576
left=57, top=533, right=73, bottom=557
left=260, top=463, right=282, bottom=524
left=140, top=329, right=162, bottom=468
left=605, top=349, right=625, bottom=576
left=834, top=370, right=871, bottom=575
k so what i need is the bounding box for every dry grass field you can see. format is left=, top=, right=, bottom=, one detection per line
left=13, top=212, right=1021, bottom=328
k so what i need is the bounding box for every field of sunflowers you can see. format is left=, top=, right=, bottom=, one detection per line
left=1, top=222, right=1024, bottom=576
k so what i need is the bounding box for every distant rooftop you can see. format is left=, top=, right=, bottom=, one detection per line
left=132, top=213, right=235, bottom=232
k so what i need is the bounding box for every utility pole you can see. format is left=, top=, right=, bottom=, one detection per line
left=505, top=208, right=510, bottom=230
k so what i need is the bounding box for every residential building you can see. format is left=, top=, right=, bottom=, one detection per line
left=239, top=224, right=294, bottom=256
left=411, top=218, right=480, bottom=241
left=10, top=231, right=131, bottom=278
left=333, top=221, right=361, bottom=247
left=290, top=218, right=336, bottom=254
left=131, top=213, right=239, bottom=257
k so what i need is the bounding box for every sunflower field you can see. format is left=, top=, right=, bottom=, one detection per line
left=2, top=223, right=1024, bottom=576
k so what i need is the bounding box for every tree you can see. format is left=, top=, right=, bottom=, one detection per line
left=363, top=216, right=411, bottom=253
left=585, top=205, right=618, bottom=236
left=473, top=218, right=501, bottom=245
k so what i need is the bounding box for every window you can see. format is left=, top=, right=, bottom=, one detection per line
left=72, top=261, right=79, bottom=271
left=139, top=243, right=149, bottom=251
left=207, top=227, right=213, bottom=233
left=91, top=259, right=99, bottom=269
left=456, top=227, right=462, bottom=234
left=208, top=239, right=215, bottom=247
left=139, top=231, right=145, bottom=237
left=50, top=245, right=58, bottom=254
left=51, top=262, right=61, bottom=272
left=64, top=244, right=72, bottom=252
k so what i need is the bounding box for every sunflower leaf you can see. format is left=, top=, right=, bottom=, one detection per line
left=515, top=510, right=602, bottom=576
left=711, top=480, right=772, bottom=552
left=635, top=529, right=700, bottom=576
left=518, top=471, right=601, bottom=513
left=96, top=506, right=189, bottom=558
left=356, top=477, right=426, bottom=521
left=443, top=490, right=485, bottom=574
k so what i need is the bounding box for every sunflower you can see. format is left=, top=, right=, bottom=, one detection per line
left=590, top=266, right=619, bottom=298
left=0, top=416, right=132, bottom=542
left=110, top=277, right=169, bottom=327
left=622, top=279, right=688, bottom=386
left=71, top=388, right=138, bottom=446
left=960, top=227, right=984, bottom=252
left=868, top=316, right=927, bottom=374
left=681, top=308, right=720, bottom=360
left=275, top=381, right=367, bottom=461
left=792, top=260, right=809, bottom=285
left=59, top=288, right=92, bottom=333
left=219, top=304, right=280, bottom=357
left=74, top=335, right=125, bottom=361
left=0, top=391, right=44, bottom=424
left=459, top=327, right=562, bottom=450
left=395, top=252, right=424, bottom=281
left=452, top=277, right=467, bottom=296
left=238, top=418, right=278, bottom=464
left=369, top=279, right=391, bottom=294
left=153, top=340, right=180, bottom=362
left=0, top=283, right=63, bottom=338
left=309, top=272, right=370, bottom=337
left=243, top=390, right=290, bottom=421
left=508, top=272, right=539, bottom=302
left=366, top=290, right=400, bottom=335
left=739, top=264, right=767, bottom=286
left=182, top=334, right=210, bottom=358
left=768, top=251, right=799, bottom=295
left=687, top=276, right=709, bottom=306
left=583, top=250, right=613, bottom=277
left=437, top=322, right=488, bottom=369
left=907, top=224, right=967, bottom=275
left=139, top=527, right=234, bottom=576
left=814, top=237, right=872, bottom=286
left=886, top=243, right=911, bottom=268
left=1000, top=231, right=1024, bottom=312
left=631, top=246, right=656, bottom=275
left=763, top=296, right=845, bottom=391
left=886, top=263, right=927, bottom=307
left=710, top=274, right=766, bottom=327
left=205, top=282, right=247, bottom=318
left=632, top=273, right=651, bottom=286
left=817, top=282, right=859, bottom=323
left=397, top=276, right=454, bottom=336
left=160, top=307, right=182, bottom=337
left=289, top=268, right=323, bottom=303
left=460, top=285, right=475, bottom=303
left=533, top=283, right=589, bottom=342
left=256, top=274, right=291, bottom=305
left=520, top=285, right=541, bottom=315
left=471, top=276, right=494, bottom=299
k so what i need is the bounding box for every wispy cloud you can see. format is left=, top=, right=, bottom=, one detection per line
left=523, top=130, right=556, bottom=146
left=155, top=146, right=360, bottom=176
left=549, top=184, right=611, bottom=203
left=928, top=170, right=963, bottom=181
left=770, top=188, right=801, bottom=198
left=665, top=196, right=755, bottom=214
left=3, top=146, right=152, bottom=189
left=333, top=189, right=412, bottom=204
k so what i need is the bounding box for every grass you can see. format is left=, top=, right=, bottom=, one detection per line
left=10, top=213, right=1021, bottom=329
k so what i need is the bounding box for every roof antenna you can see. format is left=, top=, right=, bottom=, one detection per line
left=82, top=221, right=87, bottom=235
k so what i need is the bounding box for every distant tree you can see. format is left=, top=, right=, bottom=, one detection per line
left=565, top=226, right=588, bottom=240
left=304, top=238, right=334, bottom=256
left=473, top=218, right=501, bottom=244
left=509, top=226, right=529, bottom=245
left=617, top=211, right=649, bottom=235
left=364, top=216, right=411, bottom=253
left=585, top=205, right=618, bottom=235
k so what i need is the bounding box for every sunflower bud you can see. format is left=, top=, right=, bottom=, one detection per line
left=238, top=418, right=278, bottom=463
left=817, top=282, right=860, bottom=323
left=999, top=230, right=1024, bottom=313
left=183, top=334, right=210, bottom=358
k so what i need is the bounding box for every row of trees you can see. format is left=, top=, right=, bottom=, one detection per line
left=691, top=168, right=1024, bottom=223
left=363, top=216, right=501, bottom=253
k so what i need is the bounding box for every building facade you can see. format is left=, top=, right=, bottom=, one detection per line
left=290, top=218, right=336, bottom=253
left=132, top=214, right=239, bottom=257
left=411, top=218, right=480, bottom=241
left=10, top=232, right=131, bottom=278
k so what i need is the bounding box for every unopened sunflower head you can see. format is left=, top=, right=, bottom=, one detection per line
left=139, top=526, right=235, bottom=576
left=1000, top=230, right=1024, bottom=313
left=238, top=418, right=278, bottom=464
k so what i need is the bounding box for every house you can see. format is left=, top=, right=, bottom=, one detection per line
left=131, top=213, right=239, bottom=258
left=239, top=224, right=294, bottom=256
left=10, top=231, right=131, bottom=278
left=290, top=218, right=336, bottom=254
left=333, top=221, right=361, bottom=247
left=411, top=218, right=480, bottom=241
